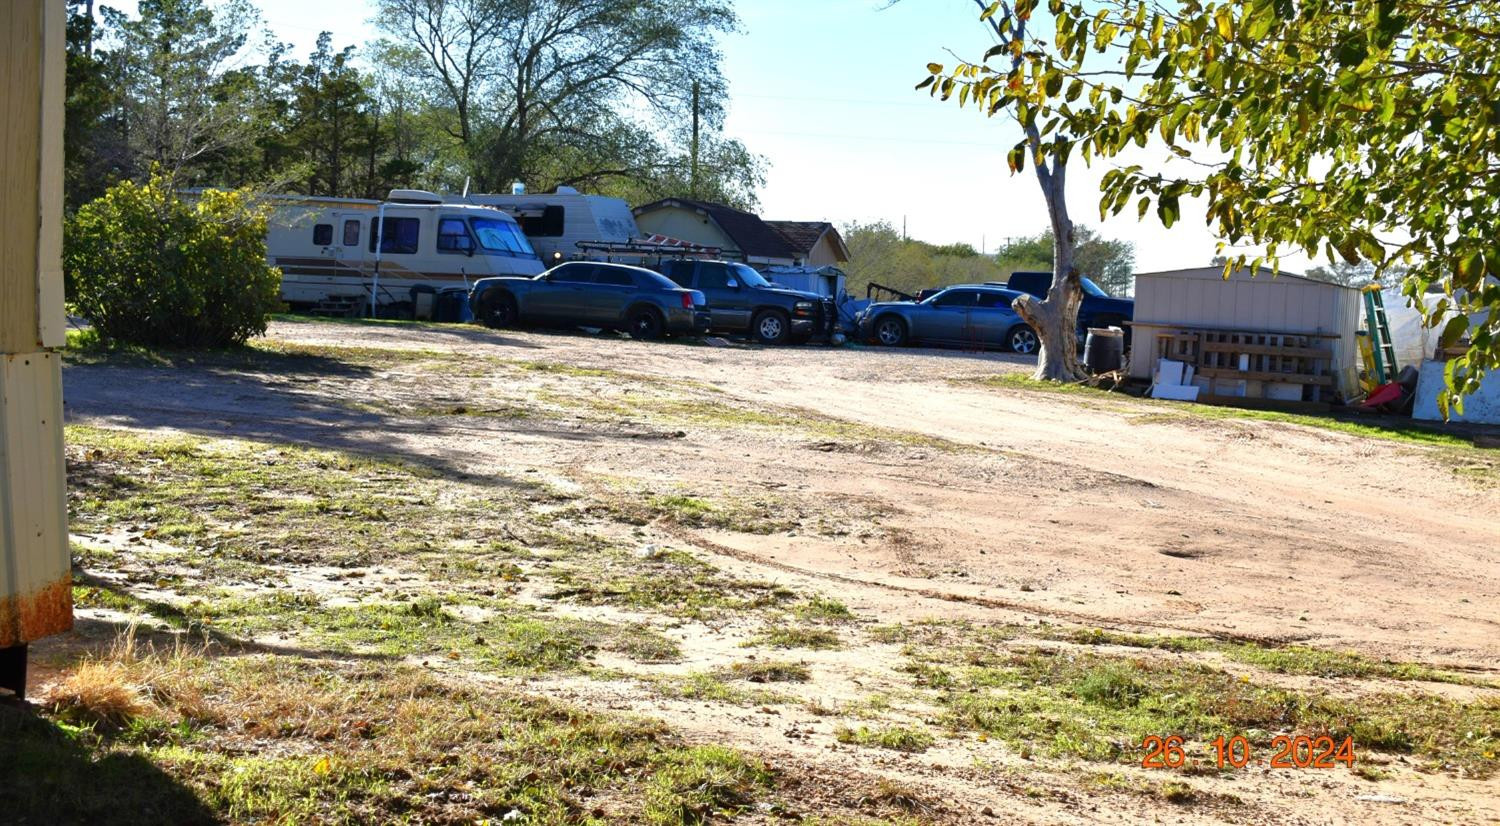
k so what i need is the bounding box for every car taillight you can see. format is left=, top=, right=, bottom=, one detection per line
left=681, top=292, right=694, bottom=309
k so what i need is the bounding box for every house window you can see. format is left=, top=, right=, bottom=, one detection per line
left=312, top=224, right=333, bottom=246
left=342, top=220, right=360, bottom=246
left=369, top=217, right=421, bottom=254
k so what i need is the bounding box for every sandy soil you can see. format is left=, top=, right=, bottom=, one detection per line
left=57, top=319, right=1500, bottom=823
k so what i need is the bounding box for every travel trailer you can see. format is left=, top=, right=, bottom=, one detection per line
left=458, top=186, right=641, bottom=265
left=265, top=189, right=545, bottom=316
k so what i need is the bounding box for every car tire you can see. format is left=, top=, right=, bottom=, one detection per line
left=872, top=315, right=908, bottom=347
left=479, top=291, right=518, bottom=329
left=1008, top=325, right=1040, bottom=355
left=628, top=307, right=665, bottom=340
left=751, top=310, right=791, bottom=345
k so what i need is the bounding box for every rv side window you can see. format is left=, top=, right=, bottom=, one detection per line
left=369, top=217, right=420, bottom=254
left=436, top=218, right=475, bottom=253
left=312, top=224, right=333, bottom=246
left=519, top=205, right=566, bottom=238
left=342, top=220, right=360, bottom=246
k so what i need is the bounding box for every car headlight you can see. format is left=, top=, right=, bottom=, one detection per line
left=794, top=301, right=815, bottom=316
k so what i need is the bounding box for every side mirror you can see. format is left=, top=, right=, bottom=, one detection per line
left=726, top=278, right=740, bottom=289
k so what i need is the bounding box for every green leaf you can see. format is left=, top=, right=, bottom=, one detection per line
left=927, top=63, right=944, bottom=75
left=914, top=76, right=935, bottom=91
left=1007, top=143, right=1027, bottom=174
left=1458, top=249, right=1485, bottom=281
left=1439, top=315, right=1470, bottom=348
left=1157, top=193, right=1180, bottom=228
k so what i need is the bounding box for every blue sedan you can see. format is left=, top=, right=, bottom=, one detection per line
left=855, top=285, right=1040, bottom=353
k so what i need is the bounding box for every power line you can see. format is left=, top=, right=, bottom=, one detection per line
left=727, top=126, right=1005, bottom=148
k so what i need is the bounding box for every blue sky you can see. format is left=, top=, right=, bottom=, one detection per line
left=101, top=0, right=1257, bottom=273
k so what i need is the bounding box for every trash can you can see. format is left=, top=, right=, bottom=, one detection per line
left=435, top=288, right=473, bottom=324
left=1084, top=327, right=1125, bottom=374
left=409, top=285, right=438, bottom=321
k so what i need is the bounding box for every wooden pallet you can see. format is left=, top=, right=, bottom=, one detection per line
left=1154, top=329, right=1339, bottom=403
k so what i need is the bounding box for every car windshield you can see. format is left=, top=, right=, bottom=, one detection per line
left=1081, top=277, right=1110, bottom=298
left=470, top=217, right=538, bottom=257
left=730, top=263, right=772, bottom=288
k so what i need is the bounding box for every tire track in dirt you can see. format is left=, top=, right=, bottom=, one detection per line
left=656, top=523, right=1296, bottom=646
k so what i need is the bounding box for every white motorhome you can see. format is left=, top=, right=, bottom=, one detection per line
left=458, top=186, right=641, bottom=265
left=265, top=189, right=545, bottom=315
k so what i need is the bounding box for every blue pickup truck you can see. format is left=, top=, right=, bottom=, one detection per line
left=996, top=271, right=1134, bottom=339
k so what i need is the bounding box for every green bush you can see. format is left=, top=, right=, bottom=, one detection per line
left=65, top=174, right=281, bottom=348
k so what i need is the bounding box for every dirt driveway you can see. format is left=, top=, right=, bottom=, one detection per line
left=53, top=318, right=1500, bottom=823
left=70, top=318, right=1498, bottom=664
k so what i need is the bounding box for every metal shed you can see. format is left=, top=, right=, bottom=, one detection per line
left=1130, top=267, right=1363, bottom=402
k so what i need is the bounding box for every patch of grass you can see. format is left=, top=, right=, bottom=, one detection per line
left=546, top=550, right=797, bottom=621
left=641, top=745, right=773, bottom=825
left=794, top=596, right=855, bottom=622
left=587, top=491, right=801, bottom=535
left=15, top=642, right=776, bottom=825
left=834, top=724, right=935, bottom=753
left=1059, top=627, right=1489, bottom=686
left=645, top=672, right=792, bottom=706
left=921, top=646, right=1500, bottom=776
left=727, top=660, right=811, bottom=683
left=750, top=626, right=843, bottom=651
left=1157, top=781, right=1196, bottom=804
left=172, top=589, right=679, bottom=673
left=974, top=371, right=1489, bottom=451
left=514, top=361, right=628, bottom=380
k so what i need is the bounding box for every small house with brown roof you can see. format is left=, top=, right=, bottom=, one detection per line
left=765, top=221, right=850, bottom=269
left=632, top=198, right=848, bottom=269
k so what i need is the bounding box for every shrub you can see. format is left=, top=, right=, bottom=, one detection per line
left=65, top=173, right=281, bottom=348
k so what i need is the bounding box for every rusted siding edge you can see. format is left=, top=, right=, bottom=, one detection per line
left=0, top=572, right=71, bottom=647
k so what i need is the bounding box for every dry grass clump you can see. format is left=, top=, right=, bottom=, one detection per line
left=47, top=660, right=146, bottom=730
left=45, top=626, right=207, bottom=732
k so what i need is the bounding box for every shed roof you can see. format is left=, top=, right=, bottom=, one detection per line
left=1134, top=266, right=1352, bottom=289
left=633, top=198, right=794, bottom=260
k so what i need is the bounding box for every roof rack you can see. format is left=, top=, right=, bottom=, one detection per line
left=574, top=240, right=723, bottom=259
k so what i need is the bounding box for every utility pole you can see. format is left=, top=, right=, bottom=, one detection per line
left=690, top=80, right=701, bottom=200
left=0, top=0, right=71, bottom=700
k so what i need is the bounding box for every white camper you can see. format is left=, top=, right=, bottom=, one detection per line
left=266, top=189, right=545, bottom=315
left=458, top=186, right=641, bottom=265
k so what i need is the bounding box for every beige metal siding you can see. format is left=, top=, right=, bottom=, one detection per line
left=0, top=355, right=70, bottom=647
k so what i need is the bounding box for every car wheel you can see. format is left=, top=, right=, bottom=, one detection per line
left=479, top=292, right=517, bottom=329
left=751, top=310, right=791, bottom=345
left=629, top=307, right=665, bottom=340
left=873, top=315, right=908, bottom=346
left=1008, top=325, right=1040, bottom=355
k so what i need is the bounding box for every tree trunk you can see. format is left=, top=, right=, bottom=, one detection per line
left=1011, top=157, right=1087, bottom=382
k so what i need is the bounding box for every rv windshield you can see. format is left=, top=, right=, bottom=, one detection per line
left=470, top=218, right=538, bottom=258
